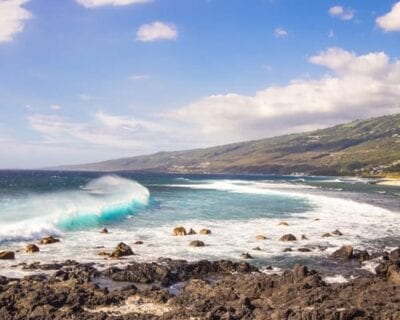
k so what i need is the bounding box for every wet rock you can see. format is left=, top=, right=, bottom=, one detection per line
left=353, top=249, right=370, bottom=262
left=240, top=253, right=253, bottom=259
left=332, top=229, right=343, bottom=236
left=283, top=248, right=292, bottom=252
left=278, top=221, right=289, bottom=226
left=110, top=242, right=134, bottom=258
left=256, top=235, right=268, bottom=240
left=331, top=245, right=354, bottom=260
left=100, top=227, right=108, bottom=234
left=25, top=244, right=40, bottom=253
left=301, top=234, right=308, bottom=240
left=188, top=228, right=197, bottom=235
left=322, top=233, right=332, bottom=238
left=199, top=228, right=211, bottom=235
left=298, top=248, right=311, bottom=252
left=0, top=251, right=15, bottom=260
left=280, top=234, right=296, bottom=241
left=172, top=227, right=187, bottom=236
left=134, top=241, right=144, bottom=245
left=39, top=236, right=60, bottom=244
left=189, top=240, right=205, bottom=247
left=252, top=247, right=262, bottom=251
left=387, top=264, right=400, bottom=285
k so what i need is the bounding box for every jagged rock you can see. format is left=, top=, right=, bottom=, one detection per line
left=110, top=242, right=134, bottom=258
left=353, top=249, right=370, bottom=262
left=301, top=234, right=308, bottom=240
left=332, top=229, right=343, bottom=236
left=0, top=251, right=15, bottom=260
left=199, top=228, right=211, bottom=235
left=298, top=248, right=312, bottom=252
left=256, top=235, right=268, bottom=240
left=25, top=244, right=39, bottom=253
left=387, top=264, right=400, bottom=285
left=322, top=233, right=332, bottom=238
left=278, top=221, right=289, bottom=226
left=189, top=240, right=205, bottom=247
left=280, top=234, right=297, bottom=241
left=188, top=228, right=197, bottom=235
left=331, top=245, right=354, bottom=260
left=100, top=227, right=109, bottom=234
left=240, top=253, right=253, bottom=259
left=172, top=227, right=187, bottom=236
left=39, top=236, right=60, bottom=244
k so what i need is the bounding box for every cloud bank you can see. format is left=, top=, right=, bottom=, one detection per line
left=171, top=48, right=400, bottom=142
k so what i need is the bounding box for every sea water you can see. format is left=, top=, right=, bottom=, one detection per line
left=0, top=170, right=399, bottom=277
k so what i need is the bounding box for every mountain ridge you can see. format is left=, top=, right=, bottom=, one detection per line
left=57, top=113, right=400, bottom=177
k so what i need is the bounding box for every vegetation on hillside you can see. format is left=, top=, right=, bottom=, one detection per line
left=60, top=113, right=400, bottom=177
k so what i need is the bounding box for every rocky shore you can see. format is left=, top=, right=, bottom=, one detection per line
left=1, top=245, right=400, bottom=320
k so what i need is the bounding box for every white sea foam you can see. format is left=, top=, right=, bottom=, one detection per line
left=323, top=275, right=349, bottom=284
left=0, top=176, right=149, bottom=243
left=1, top=178, right=398, bottom=277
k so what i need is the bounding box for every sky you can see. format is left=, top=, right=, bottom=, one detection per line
left=0, top=0, right=400, bottom=168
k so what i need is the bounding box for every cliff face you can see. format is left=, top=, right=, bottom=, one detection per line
left=58, top=113, right=400, bottom=176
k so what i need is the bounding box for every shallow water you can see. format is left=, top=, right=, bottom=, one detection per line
left=0, top=170, right=399, bottom=277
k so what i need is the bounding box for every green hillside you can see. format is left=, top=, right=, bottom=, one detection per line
left=59, top=113, right=400, bottom=177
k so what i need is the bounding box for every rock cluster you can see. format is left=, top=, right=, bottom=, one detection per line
left=2, top=252, right=400, bottom=319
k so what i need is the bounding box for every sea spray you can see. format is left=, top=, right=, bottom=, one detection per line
left=0, top=175, right=150, bottom=242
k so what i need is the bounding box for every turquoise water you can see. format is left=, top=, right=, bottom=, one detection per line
left=0, top=170, right=399, bottom=275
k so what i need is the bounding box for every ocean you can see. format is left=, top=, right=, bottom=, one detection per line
left=0, top=170, right=399, bottom=277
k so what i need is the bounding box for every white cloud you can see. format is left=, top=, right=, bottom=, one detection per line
left=28, top=112, right=170, bottom=150
left=0, top=0, right=32, bottom=43
left=129, top=74, right=151, bottom=81
left=329, top=6, right=355, bottom=21
left=274, top=27, right=288, bottom=38
left=376, top=2, right=400, bottom=32
left=170, top=48, right=400, bottom=142
left=136, top=21, right=178, bottom=42
left=75, top=0, right=151, bottom=8
left=50, top=104, right=62, bottom=111
left=328, top=29, right=335, bottom=38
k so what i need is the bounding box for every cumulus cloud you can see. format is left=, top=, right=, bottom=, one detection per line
left=76, top=0, right=151, bottom=8
left=274, top=27, right=288, bottom=38
left=376, top=1, right=400, bottom=32
left=0, top=0, right=32, bottom=43
left=136, top=21, right=178, bottom=42
left=170, top=48, right=400, bottom=142
left=329, top=6, right=355, bottom=21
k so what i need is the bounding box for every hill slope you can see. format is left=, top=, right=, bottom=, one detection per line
left=59, top=114, right=400, bottom=177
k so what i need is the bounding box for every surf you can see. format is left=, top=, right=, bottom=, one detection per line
left=0, top=175, right=150, bottom=243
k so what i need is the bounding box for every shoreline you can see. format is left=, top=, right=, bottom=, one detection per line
left=0, top=248, right=399, bottom=319
left=377, top=178, right=400, bottom=187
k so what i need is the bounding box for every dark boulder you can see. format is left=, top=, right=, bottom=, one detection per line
left=331, top=245, right=353, bottom=260
left=110, top=242, right=134, bottom=258
left=280, top=234, right=296, bottom=241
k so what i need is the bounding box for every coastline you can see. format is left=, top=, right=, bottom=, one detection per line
left=0, top=248, right=400, bottom=319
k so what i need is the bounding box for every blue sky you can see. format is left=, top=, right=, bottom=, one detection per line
left=0, top=0, right=399, bottom=168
